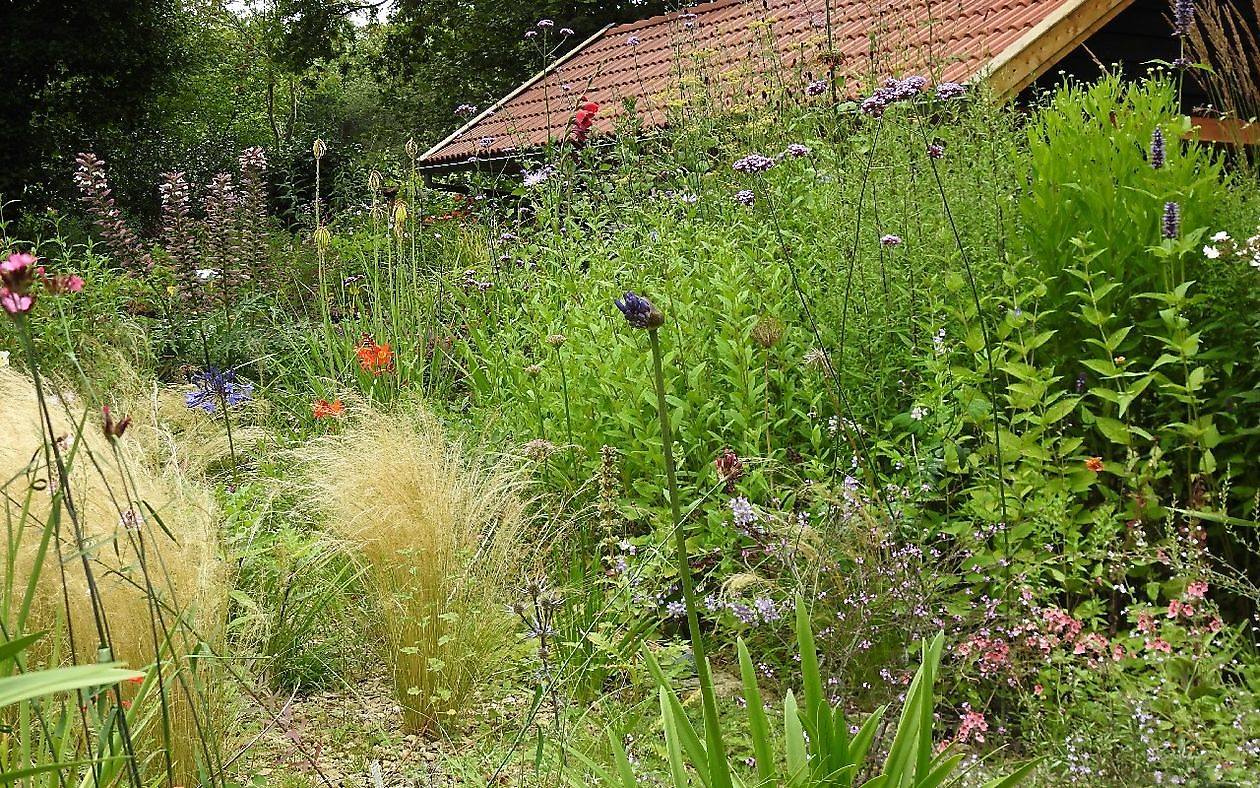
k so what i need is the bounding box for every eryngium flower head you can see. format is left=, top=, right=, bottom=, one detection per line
left=185, top=367, right=253, bottom=413
left=734, top=189, right=755, bottom=206
left=1162, top=201, right=1181, bottom=239
left=733, top=153, right=775, bottom=173
left=935, top=82, right=966, bottom=100
left=614, top=291, right=664, bottom=329
left=1150, top=127, right=1166, bottom=169
left=1172, top=0, right=1195, bottom=35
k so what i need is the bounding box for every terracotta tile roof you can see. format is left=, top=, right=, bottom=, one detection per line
left=419, top=0, right=1106, bottom=168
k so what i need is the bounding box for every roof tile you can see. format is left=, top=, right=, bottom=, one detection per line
left=421, top=0, right=1073, bottom=166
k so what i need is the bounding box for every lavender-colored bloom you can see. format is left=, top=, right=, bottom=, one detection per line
left=927, top=139, right=946, bottom=159
left=185, top=367, right=252, bottom=414
left=935, top=82, right=966, bottom=100
left=665, top=601, right=687, bottom=618
left=536, top=18, right=554, bottom=27
left=734, top=189, right=755, bottom=206
left=754, top=596, right=780, bottom=623
left=806, top=79, right=828, bottom=96
left=730, top=496, right=756, bottom=528
left=730, top=603, right=758, bottom=625
left=626, top=35, right=641, bottom=46
left=614, top=291, right=664, bottom=329
left=1150, top=127, right=1166, bottom=169
left=1172, top=0, right=1195, bottom=35
left=1075, top=372, right=1087, bottom=393
left=522, top=164, right=556, bottom=188
left=560, top=27, right=574, bottom=36
left=733, top=153, right=775, bottom=173
left=455, top=103, right=478, bottom=115
left=478, top=136, right=496, bottom=149
left=880, top=234, right=903, bottom=247
left=783, top=143, right=811, bottom=158
left=524, top=29, right=538, bottom=38
left=1162, top=201, right=1181, bottom=239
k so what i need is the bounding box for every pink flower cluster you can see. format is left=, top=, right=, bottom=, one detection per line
left=1, top=253, right=84, bottom=317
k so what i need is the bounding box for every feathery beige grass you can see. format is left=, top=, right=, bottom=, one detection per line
left=0, top=365, right=230, bottom=781
left=298, top=403, right=538, bottom=732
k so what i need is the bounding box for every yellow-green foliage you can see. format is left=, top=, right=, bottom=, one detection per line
left=298, top=403, right=536, bottom=732
left=0, top=365, right=229, bottom=781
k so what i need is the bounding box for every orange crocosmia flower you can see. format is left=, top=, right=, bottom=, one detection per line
left=313, top=399, right=345, bottom=419
left=1085, top=456, right=1104, bottom=472
left=356, top=338, right=393, bottom=375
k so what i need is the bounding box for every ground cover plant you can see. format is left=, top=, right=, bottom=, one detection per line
left=2, top=3, right=1260, bottom=787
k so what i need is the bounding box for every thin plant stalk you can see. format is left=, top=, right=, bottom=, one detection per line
left=647, top=327, right=732, bottom=786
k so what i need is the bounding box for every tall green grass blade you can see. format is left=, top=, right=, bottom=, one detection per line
left=737, top=638, right=774, bottom=784
left=784, top=690, right=807, bottom=787
left=0, top=663, right=143, bottom=708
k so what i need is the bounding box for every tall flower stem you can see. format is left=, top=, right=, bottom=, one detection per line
left=647, top=327, right=731, bottom=784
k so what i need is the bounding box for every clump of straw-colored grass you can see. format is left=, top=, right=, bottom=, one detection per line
left=0, top=365, right=230, bottom=782
left=298, top=403, right=536, bottom=732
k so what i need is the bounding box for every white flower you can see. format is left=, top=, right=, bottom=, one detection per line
left=910, top=405, right=927, bottom=421
left=1211, top=230, right=1231, bottom=242
left=195, top=268, right=218, bottom=281
left=1203, top=245, right=1221, bottom=259
left=0, top=350, right=8, bottom=367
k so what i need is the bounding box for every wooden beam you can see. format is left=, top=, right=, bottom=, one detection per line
left=1188, top=116, right=1260, bottom=145
left=977, top=0, right=1137, bottom=100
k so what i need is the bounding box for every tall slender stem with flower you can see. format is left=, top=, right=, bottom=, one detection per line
left=616, top=291, right=732, bottom=786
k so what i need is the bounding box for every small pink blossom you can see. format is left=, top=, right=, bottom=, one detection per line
left=0, top=287, right=34, bottom=315
left=1147, top=638, right=1172, bottom=654
left=1185, top=580, right=1208, bottom=599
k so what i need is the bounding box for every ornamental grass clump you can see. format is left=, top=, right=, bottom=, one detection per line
left=0, top=365, right=230, bottom=784
left=298, top=405, right=537, bottom=732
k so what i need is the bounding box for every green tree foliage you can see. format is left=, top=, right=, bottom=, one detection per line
left=378, top=0, right=669, bottom=140
left=0, top=0, right=185, bottom=209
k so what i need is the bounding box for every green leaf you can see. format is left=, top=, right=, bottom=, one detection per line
left=738, top=639, right=774, bottom=785
left=784, top=691, right=807, bottom=787
left=1094, top=416, right=1131, bottom=445
left=0, top=663, right=143, bottom=709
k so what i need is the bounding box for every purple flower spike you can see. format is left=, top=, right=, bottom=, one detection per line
left=614, top=291, right=664, bottom=329
left=1172, top=0, right=1195, bottom=35
left=1162, top=202, right=1181, bottom=239
left=1150, top=127, right=1166, bottom=169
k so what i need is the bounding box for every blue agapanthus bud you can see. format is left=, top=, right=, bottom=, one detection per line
left=615, top=291, right=664, bottom=329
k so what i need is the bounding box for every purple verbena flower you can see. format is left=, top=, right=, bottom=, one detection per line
left=783, top=143, right=811, bottom=158
left=524, top=29, right=538, bottom=38
left=730, top=496, right=756, bottom=528
left=536, top=18, right=554, bottom=27
left=935, top=82, right=966, bottom=100
left=626, top=35, right=641, bottom=46
left=806, top=79, right=828, bottom=96
left=455, top=103, right=478, bottom=115
left=733, top=153, right=775, bottom=173
left=880, top=234, right=903, bottom=247
left=665, top=601, right=686, bottom=618
left=560, top=27, right=574, bottom=36
left=734, top=189, right=755, bottom=206
left=927, top=138, right=946, bottom=159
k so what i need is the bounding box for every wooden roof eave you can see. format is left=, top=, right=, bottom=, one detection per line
left=974, top=0, right=1138, bottom=100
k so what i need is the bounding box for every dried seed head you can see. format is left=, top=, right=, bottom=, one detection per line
left=751, top=315, right=785, bottom=348
left=368, top=170, right=382, bottom=192
left=524, top=363, right=543, bottom=377
left=312, top=139, right=327, bottom=160
left=545, top=333, right=567, bottom=347
left=406, top=138, right=419, bottom=159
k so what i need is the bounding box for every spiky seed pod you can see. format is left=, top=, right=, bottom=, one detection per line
left=751, top=315, right=785, bottom=348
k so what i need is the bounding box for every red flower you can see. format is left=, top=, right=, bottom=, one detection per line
left=355, top=337, right=393, bottom=375
left=313, top=399, right=345, bottom=419
left=1085, top=456, right=1104, bottom=472
left=574, top=98, right=600, bottom=143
